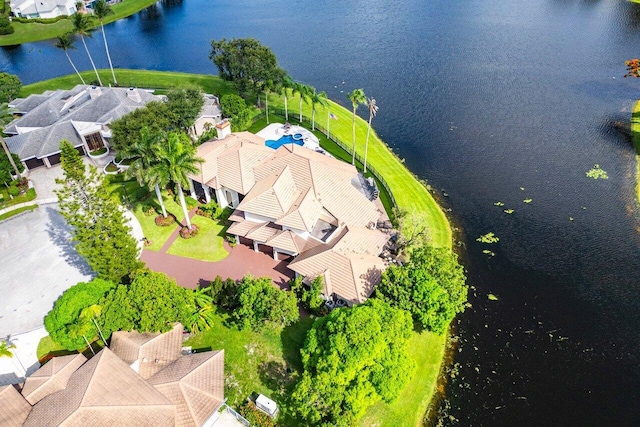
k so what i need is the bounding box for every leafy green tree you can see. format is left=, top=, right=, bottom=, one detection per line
left=220, top=94, right=250, bottom=131
left=55, top=140, right=143, bottom=283
left=291, top=275, right=325, bottom=315
left=363, top=97, right=378, bottom=173
left=0, top=102, right=20, bottom=178
left=71, top=12, right=102, bottom=86
left=93, top=0, right=117, bottom=85
left=309, top=88, right=328, bottom=131
left=150, top=132, right=203, bottom=229
left=110, top=101, right=172, bottom=151
left=233, top=276, right=299, bottom=330
left=166, top=86, right=205, bottom=133
left=0, top=73, right=21, bottom=103
left=55, top=33, right=86, bottom=85
left=376, top=245, right=468, bottom=333
left=210, top=38, right=286, bottom=99
left=347, top=88, right=367, bottom=165
left=291, top=299, right=414, bottom=425
left=99, top=270, right=195, bottom=336
left=44, top=278, right=117, bottom=351
left=208, top=275, right=238, bottom=309
left=0, top=152, right=23, bottom=185
left=120, top=127, right=169, bottom=218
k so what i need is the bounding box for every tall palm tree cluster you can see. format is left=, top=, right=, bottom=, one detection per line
left=267, top=74, right=379, bottom=175
left=55, top=0, right=117, bottom=86
left=120, top=127, right=203, bottom=231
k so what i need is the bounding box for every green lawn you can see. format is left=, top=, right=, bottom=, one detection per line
left=0, top=0, right=159, bottom=46
left=0, top=187, right=36, bottom=210
left=185, top=311, right=314, bottom=422
left=21, top=69, right=237, bottom=97
left=0, top=204, right=37, bottom=221
left=36, top=335, right=74, bottom=361
left=166, top=214, right=229, bottom=262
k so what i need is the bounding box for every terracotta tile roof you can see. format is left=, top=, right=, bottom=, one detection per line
left=110, top=323, right=183, bottom=380
left=238, top=166, right=300, bottom=219
left=227, top=218, right=267, bottom=237
left=288, top=227, right=389, bottom=304
left=275, top=188, right=323, bottom=232
left=21, top=353, right=87, bottom=405
left=23, top=348, right=175, bottom=427
left=245, top=223, right=281, bottom=243
left=266, top=230, right=307, bottom=254
left=148, top=351, right=225, bottom=427
left=0, top=385, right=31, bottom=427
left=228, top=209, right=245, bottom=223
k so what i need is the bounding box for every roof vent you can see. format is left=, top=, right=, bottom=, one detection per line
left=127, top=87, right=142, bottom=103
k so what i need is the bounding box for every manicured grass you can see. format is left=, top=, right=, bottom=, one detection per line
left=166, top=214, right=229, bottom=262
left=0, top=187, right=36, bottom=210
left=21, top=69, right=237, bottom=97
left=0, top=204, right=37, bottom=221
left=0, top=0, right=159, bottom=46
left=359, top=331, right=447, bottom=427
left=184, top=311, right=314, bottom=417
left=36, top=335, right=71, bottom=360
left=266, top=93, right=452, bottom=249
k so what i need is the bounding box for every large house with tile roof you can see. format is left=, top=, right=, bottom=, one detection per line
left=0, top=324, right=227, bottom=427
left=188, top=131, right=392, bottom=305
left=10, top=0, right=77, bottom=19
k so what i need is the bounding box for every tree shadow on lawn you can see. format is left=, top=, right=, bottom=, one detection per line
left=44, top=206, right=93, bottom=277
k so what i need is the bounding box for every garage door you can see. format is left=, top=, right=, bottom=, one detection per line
left=24, top=157, right=45, bottom=170
left=47, top=153, right=62, bottom=166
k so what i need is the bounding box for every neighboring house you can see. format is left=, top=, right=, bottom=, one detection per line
left=10, top=0, right=77, bottom=19
left=193, top=94, right=222, bottom=137
left=0, top=324, right=228, bottom=427
left=188, top=131, right=391, bottom=305
left=5, top=85, right=162, bottom=170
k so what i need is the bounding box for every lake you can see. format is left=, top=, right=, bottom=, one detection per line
left=3, top=0, right=640, bottom=424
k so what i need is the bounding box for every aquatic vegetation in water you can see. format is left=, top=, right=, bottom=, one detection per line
left=504, top=209, right=514, bottom=214
left=487, top=293, right=499, bottom=301
left=477, top=232, right=499, bottom=243
left=494, top=201, right=505, bottom=206
left=523, top=198, right=532, bottom=204
left=586, top=164, right=608, bottom=179
left=482, top=249, right=495, bottom=256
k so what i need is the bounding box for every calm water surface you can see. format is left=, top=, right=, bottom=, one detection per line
left=4, top=0, right=640, bottom=424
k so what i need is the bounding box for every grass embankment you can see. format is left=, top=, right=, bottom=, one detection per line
left=21, top=69, right=238, bottom=97
left=0, top=204, right=37, bottom=221
left=25, top=70, right=452, bottom=426
left=0, top=0, right=159, bottom=46
left=0, top=187, right=36, bottom=210
left=632, top=100, right=640, bottom=204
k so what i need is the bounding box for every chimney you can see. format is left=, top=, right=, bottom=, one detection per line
left=88, top=86, right=102, bottom=99
left=216, top=120, right=231, bottom=139
left=127, top=87, right=142, bottom=103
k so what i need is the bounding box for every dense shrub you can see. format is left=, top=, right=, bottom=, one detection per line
left=7, top=185, right=19, bottom=196
left=239, top=401, right=277, bottom=427
left=207, top=275, right=238, bottom=309
left=290, top=275, right=326, bottom=316
left=195, top=201, right=222, bottom=219
left=184, top=195, right=198, bottom=210
left=233, top=275, right=299, bottom=330
left=12, top=15, right=67, bottom=24
left=142, top=204, right=157, bottom=216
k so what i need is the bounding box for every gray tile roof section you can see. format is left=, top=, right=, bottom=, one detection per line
left=5, top=120, right=84, bottom=160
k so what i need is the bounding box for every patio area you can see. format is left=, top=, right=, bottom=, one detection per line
left=256, top=122, right=323, bottom=152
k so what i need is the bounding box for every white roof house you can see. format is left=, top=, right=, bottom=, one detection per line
left=10, top=0, right=77, bottom=19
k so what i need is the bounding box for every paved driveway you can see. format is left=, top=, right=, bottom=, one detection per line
left=0, top=204, right=93, bottom=337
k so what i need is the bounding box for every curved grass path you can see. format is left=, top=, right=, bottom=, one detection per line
left=22, top=70, right=453, bottom=425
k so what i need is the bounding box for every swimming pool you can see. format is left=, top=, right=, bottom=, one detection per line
left=265, top=134, right=304, bottom=149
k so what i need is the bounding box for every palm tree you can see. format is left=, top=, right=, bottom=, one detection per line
left=363, top=97, right=378, bottom=173
left=309, top=88, right=328, bottom=131
left=347, top=88, right=366, bottom=165
left=0, top=340, right=15, bottom=358
left=263, top=79, right=277, bottom=124
left=55, top=33, right=86, bottom=85
left=0, top=103, right=19, bottom=177
left=72, top=12, right=103, bottom=86
left=280, top=75, right=293, bottom=122
left=120, top=127, right=169, bottom=218
left=93, top=0, right=117, bottom=85
left=293, top=82, right=310, bottom=123
left=152, top=132, right=203, bottom=230
left=187, top=287, right=216, bottom=333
